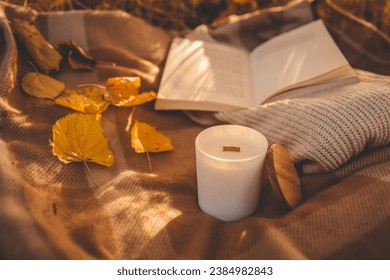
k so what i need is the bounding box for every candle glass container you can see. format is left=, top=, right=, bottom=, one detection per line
left=195, top=125, right=268, bottom=221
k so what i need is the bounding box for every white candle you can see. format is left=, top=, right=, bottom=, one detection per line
left=195, top=125, right=268, bottom=221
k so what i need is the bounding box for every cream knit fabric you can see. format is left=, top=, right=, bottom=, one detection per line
left=188, top=70, right=390, bottom=174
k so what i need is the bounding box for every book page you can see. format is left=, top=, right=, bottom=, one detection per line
left=249, top=20, right=352, bottom=105
left=156, top=38, right=254, bottom=111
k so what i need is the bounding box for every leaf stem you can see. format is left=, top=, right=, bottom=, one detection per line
left=125, top=106, right=137, bottom=132
left=101, top=116, right=115, bottom=125
left=27, top=59, right=39, bottom=72
left=146, top=152, right=153, bottom=173
left=83, top=161, right=101, bottom=187
left=77, top=83, right=106, bottom=90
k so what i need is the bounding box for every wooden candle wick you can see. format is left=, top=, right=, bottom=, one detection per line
left=222, top=146, right=240, bottom=152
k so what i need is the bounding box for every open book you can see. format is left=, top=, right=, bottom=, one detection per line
left=155, top=20, right=357, bottom=112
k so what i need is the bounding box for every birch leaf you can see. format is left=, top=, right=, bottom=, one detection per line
left=116, top=91, right=157, bottom=107
left=131, top=121, right=174, bottom=153
left=82, top=87, right=110, bottom=112
left=55, top=88, right=110, bottom=114
left=21, top=72, right=65, bottom=99
left=51, top=113, right=115, bottom=167
left=106, top=77, right=156, bottom=106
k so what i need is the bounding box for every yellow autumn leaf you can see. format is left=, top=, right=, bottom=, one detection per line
left=21, top=72, right=65, bottom=99
left=82, top=87, right=111, bottom=112
left=117, top=91, right=157, bottom=107
left=106, top=76, right=156, bottom=106
left=106, top=76, right=139, bottom=104
left=131, top=121, right=174, bottom=153
left=51, top=113, right=115, bottom=167
left=55, top=88, right=110, bottom=114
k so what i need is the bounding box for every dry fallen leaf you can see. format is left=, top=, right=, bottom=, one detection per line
left=106, top=77, right=156, bottom=106
left=118, top=91, right=157, bottom=107
left=51, top=113, right=115, bottom=167
left=12, top=19, right=62, bottom=74
left=58, top=40, right=97, bottom=71
left=106, top=76, right=139, bottom=104
left=55, top=87, right=110, bottom=114
left=131, top=120, right=174, bottom=153
left=21, top=72, right=65, bottom=99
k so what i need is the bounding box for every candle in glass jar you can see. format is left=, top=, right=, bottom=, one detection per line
left=195, top=125, right=268, bottom=221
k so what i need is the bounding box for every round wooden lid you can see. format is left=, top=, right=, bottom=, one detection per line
left=266, top=143, right=302, bottom=210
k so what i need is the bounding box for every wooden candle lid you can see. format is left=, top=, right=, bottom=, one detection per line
left=266, top=143, right=302, bottom=210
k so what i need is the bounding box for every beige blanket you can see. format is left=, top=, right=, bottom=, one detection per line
left=1, top=0, right=390, bottom=259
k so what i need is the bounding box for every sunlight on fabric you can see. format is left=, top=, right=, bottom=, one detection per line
left=0, top=99, right=33, bottom=127
left=0, top=139, right=13, bottom=170
left=150, top=41, right=168, bottom=63
left=240, top=229, right=248, bottom=240
left=121, top=186, right=181, bottom=237
left=101, top=192, right=181, bottom=257
left=27, top=163, right=63, bottom=189
left=140, top=199, right=181, bottom=235
left=225, top=4, right=285, bottom=24
left=144, top=172, right=158, bottom=178
left=97, top=170, right=182, bottom=256
left=238, top=229, right=248, bottom=247
left=0, top=199, right=23, bottom=219
left=0, top=98, right=20, bottom=114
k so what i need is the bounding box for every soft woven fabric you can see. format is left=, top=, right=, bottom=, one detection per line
left=1, top=0, right=390, bottom=260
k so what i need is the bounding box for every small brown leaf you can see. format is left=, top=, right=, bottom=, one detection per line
left=21, top=72, right=65, bottom=99
left=58, top=40, right=97, bottom=71
left=12, top=19, right=62, bottom=74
